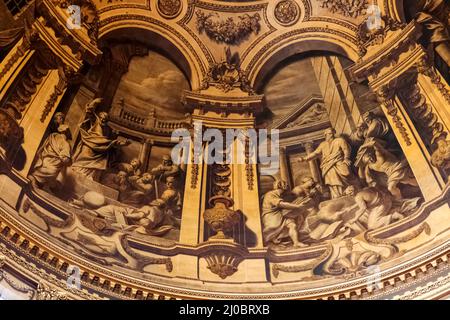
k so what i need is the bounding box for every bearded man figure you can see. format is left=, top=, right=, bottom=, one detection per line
left=71, top=98, right=130, bottom=180
left=299, top=128, right=357, bottom=198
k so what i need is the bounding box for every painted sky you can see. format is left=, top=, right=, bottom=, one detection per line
left=263, top=58, right=322, bottom=123
left=114, top=51, right=190, bottom=119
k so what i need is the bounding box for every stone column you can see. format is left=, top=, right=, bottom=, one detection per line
left=279, top=147, right=291, bottom=189
left=179, top=135, right=205, bottom=245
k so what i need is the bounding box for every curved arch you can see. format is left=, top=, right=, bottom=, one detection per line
left=381, top=0, right=407, bottom=22
left=98, top=16, right=208, bottom=89
left=246, top=35, right=358, bottom=92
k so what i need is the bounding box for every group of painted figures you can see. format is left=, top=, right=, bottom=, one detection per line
left=262, top=112, right=422, bottom=248
left=29, top=98, right=183, bottom=237
left=28, top=96, right=423, bottom=245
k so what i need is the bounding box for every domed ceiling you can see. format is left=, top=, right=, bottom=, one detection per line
left=0, top=0, right=448, bottom=300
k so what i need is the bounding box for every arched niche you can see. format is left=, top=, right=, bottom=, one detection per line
left=98, top=27, right=194, bottom=88
left=247, top=38, right=357, bottom=92
left=98, top=24, right=205, bottom=90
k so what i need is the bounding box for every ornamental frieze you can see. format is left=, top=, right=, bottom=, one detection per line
left=320, top=0, right=368, bottom=18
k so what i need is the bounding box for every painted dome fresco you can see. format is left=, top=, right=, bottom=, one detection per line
left=0, top=0, right=449, bottom=300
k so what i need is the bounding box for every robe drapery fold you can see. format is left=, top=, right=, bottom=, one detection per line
left=306, top=138, right=354, bottom=188
left=261, top=190, right=297, bottom=244
left=32, top=132, right=71, bottom=185
left=71, top=117, right=116, bottom=179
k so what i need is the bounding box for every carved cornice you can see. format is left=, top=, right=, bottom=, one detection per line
left=0, top=269, right=35, bottom=299
left=395, top=273, right=450, bottom=300
left=37, top=0, right=102, bottom=66
left=97, top=0, right=151, bottom=14
left=350, top=22, right=424, bottom=90
left=182, top=90, right=264, bottom=115
left=36, top=283, right=68, bottom=300
left=48, top=0, right=99, bottom=42
left=356, top=15, right=406, bottom=59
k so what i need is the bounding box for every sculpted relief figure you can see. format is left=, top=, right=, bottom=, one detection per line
left=124, top=199, right=174, bottom=236
left=261, top=180, right=310, bottom=248
left=29, top=113, right=72, bottom=190
left=71, top=98, right=130, bottom=180
left=102, top=170, right=129, bottom=192
left=73, top=191, right=177, bottom=238
left=341, top=186, right=405, bottom=232
left=120, top=173, right=156, bottom=207
left=160, top=176, right=182, bottom=218
left=355, top=138, right=419, bottom=200
left=353, top=112, right=390, bottom=143
left=298, top=128, right=357, bottom=199
left=150, top=155, right=181, bottom=182
left=299, top=185, right=420, bottom=244
left=117, top=158, right=142, bottom=179
left=291, top=177, right=322, bottom=208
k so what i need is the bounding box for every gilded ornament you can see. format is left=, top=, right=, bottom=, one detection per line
left=157, top=0, right=182, bottom=19
left=203, top=251, right=243, bottom=279
left=204, top=196, right=239, bottom=240
left=196, top=10, right=261, bottom=45
left=320, top=0, right=368, bottom=18
left=274, top=0, right=300, bottom=26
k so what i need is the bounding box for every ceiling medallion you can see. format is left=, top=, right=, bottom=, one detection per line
left=157, top=0, right=182, bottom=19
left=274, top=0, right=300, bottom=26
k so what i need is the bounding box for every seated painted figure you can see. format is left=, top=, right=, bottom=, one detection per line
left=120, top=173, right=156, bottom=207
